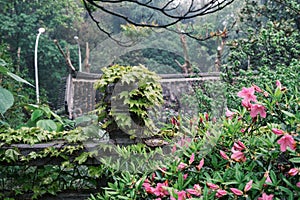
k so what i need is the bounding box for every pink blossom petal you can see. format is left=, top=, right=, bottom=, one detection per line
left=242, top=100, right=252, bottom=109
left=253, top=84, right=263, bottom=93
left=189, top=153, right=195, bottom=165
left=225, top=108, right=235, bottom=119
left=258, top=193, right=274, bottom=200
left=250, top=104, right=267, bottom=118
left=231, top=151, right=246, bottom=162
left=272, top=128, right=284, bottom=136
left=176, top=190, right=186, bottom=200
left=177, top=162, right=188, bottom=171
left=288, top=168, right=299, bottom=176
left=220, top=150, right=229, bottom=160
left=183, top=173, right=188, bottom=180
left=196, top=158, right=204, bottom=171
left=244, top=180, right=253, bottom=192
left=238, top=87, right=257, bottom=103
left=276, top=80, right=281, bottom=88
left=216, top=189, right=227, bottom=198
left=277, top=135, right=296, bottom=152
left=206, top=182, right=219, bottom=190
left=230, top=188, right=243, bottom=196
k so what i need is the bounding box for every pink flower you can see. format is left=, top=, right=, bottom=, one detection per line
left=277, top=135, right=296, bottom=152
left=220, top=150, right=229, bottom=160
left=153, top=181, right=169, bottom=197
left=276, top=80, right=281, bottom=88
left=272, top=128, right=284, bottom=135
left=258, top=193, right=274, bottom=200
left=196, top=158, right=204, bottom=171
left=238, top=141, right=246, bottom=149
left=242, top=100, right=252, bottom=109
left=253, top=84, right=263, bottom=93
left=189, top=153, right=195, bottom=165
left=230, top=188, right=243, bottom=196
left=266, top=175, right=272, bottom=184
left=225, top=108, right=235, bottom=119
left=263, top=172, right=272, bottom=187
left=186, top=184, right=201, bottom=196
left=263, top=91, right=269, bottom=97
left=250, top=104, right=267, bottom=118
left=177, top=137, right=192, bottom=148
left=143, top=180, right=155, bottom=194
left=237, top=87, right=257, bottom=103
left=244, top=180, right=253, bottom=192
left=151, top=172, right=156, bottom=181
left=183, top=173, right=188, bottom=180
left=206, top=182, right=219, bottom=190
left=176, top=190, right=186, bottom=200
left=288, top=168, right=299, bottom=176
left=178, top=162, right=188, bottom=171
left=216, top=189, right=227, bottom=198
left=231, top=150, right=246, bottom=162
left=233, top=141, right=246, bottom=151
left=296, top=182, right=300, bottom=188
left=172, top=144, right=177, bottom=153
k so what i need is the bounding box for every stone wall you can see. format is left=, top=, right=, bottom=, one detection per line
left=65, top=72, right=221, bottom=119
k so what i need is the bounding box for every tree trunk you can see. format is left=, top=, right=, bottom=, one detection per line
left=84, top=42, right=90, bottom=73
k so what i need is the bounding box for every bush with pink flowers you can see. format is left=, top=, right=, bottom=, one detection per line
left=90, top=80, right=299, bottom=200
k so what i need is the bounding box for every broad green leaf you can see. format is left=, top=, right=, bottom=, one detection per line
left=75, top=115, right=93, bottom=124
left=0, top=87, right=14, bottom=115
left=36, top=119, right=57, bottom=131
left=31, top=109, right=44, bottom=122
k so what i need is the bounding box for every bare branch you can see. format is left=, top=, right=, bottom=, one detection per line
left=53, top=40, right=76, bottom=73
left=83, top=0, right=235, bottom=43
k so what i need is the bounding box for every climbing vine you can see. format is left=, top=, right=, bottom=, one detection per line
left=94, top=64, right=164, bottom=138
left=0, top=126, right=108, bottom=199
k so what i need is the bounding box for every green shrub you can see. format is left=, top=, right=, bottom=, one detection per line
left=90, top=81, right=300, bottom=199
left=94, top=64, right=164, bottom=138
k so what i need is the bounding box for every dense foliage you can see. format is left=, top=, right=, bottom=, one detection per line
left=0, top=0, right=84, bottom=108
left=90, top=80, right=300, bottom=200
left=94, top=64, right=163, bottom=138
left=0, top=0, right=299, bottom=199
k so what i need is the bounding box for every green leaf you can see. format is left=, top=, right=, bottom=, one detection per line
left=31, top=109, right=44, bottom=122
left=74, top=152, right=88, bottom=164
left=0, top=65, right=9, bottom=73
left=6, top=72, right=34, bottom=87
left=289, top=157, right=300, bottom=163
left=281, top=110, right=295, bottom=118
left=5, top=149, right=20, bottom=162
left=278, top=186, right=293, bottom=198
left=0, top=87, right=14, bottom=115
left=36, top=119, right=57, bottom=131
